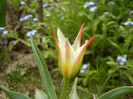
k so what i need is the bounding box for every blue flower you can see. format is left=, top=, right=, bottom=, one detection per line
left=83, top=1, right=95, bottom=8
left=60, top=16, right=64, bottom=20
left=121, top=57, right=127, bottom=62
left=104, top=12, right=109, bottom=15
left=3, top=30, right=8, bottom=35
left=43, top=3, right=51, bottom=8
left=24, top=15, right=33, bottom=20
left=80, top=70, right=86, bottom=74
left=117, top=56, right=123, bottom=60
left=89, top=6, right=97, bottom=12
left=19, top=18, right=25, bottom=22
left=109, top=1, right=115, bottom=6
left=19, top=15, right=33, bottom=22
left=33, top=18, right=39, bottom=22
left=32, top=30, right=37, bottom=33
left=45, top=14, right=50, bottom=18
left=20, top=1, right=25, bottom=5
left=0, top=27, right=5, bottom=31
left=82, top=64, right=88, bottom=69
left=26, top=30, right=37, bottom=38
left=116, top=56, right=127, bottom=65
left=124, top=21, right=133, bottom=26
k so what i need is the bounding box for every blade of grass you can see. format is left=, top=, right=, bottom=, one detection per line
left=30, top=36, right=57, bottom=99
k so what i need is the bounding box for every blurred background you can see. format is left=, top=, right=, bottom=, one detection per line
left=0, top=0, right=133, bottom=98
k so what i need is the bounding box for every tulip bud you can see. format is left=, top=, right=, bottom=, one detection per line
left=51, top=24, right=97, bottom=78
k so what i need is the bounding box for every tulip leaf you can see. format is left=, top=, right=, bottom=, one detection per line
left=97, top=86, right=133, bottom=99
left=69, top=78, right=79, bottom=99
left=0, top=85, right=30, bottom=99
left=35, top=88, right=48, bottom=99
left=30, top=36, right=57, bottom=99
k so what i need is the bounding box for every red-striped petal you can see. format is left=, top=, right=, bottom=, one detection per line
left=51, top=25, right=63, bottom=73
left=72, top=23, right=85, bottom=50
left=70, top=36, right=97, bottom=77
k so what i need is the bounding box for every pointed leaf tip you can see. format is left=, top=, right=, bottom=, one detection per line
left=0, top=85, right=30, bottom=99
left=69, top=78, right=79, bottom=99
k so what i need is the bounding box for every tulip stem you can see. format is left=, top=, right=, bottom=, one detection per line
left=60, top=78, right=70, bottom=99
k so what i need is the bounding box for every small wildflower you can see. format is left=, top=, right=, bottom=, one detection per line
left=89, top=6, right=97, bottom=12
left=117, top=56, right=123, bottom=60
left=121, top=57, right=127, bottom=62
left=60, top=16, right=64, bottom=20
left=3, top=30, right=8, bottom=35
left=82, top=64, right=88, bottom=69
left=33, top=18, right=39, bottom=22
left=104, top=12, right=110, bottom=17
left=104, top=12, right=109, bottom=15
left=80, top=70, right=87, bottom=74
left=109, top=1, right=115, bottom=6
left=83, top=1, right=95, bottom=8
left=124, top=21, right=133, bottom=26
left=0, top=27, right=5, bottom=31
left=24, top=15, right=33, bottom=20
left=45, top=14, right=51, bottom=18
left=20, top=1, right=25, bottom=5
left=32, top=30, right=37, bottom=33
left=19, top=18, right=25, bottom=22
left=26, top=30, right=37, bottom=38
left=43, top=3, right=51, bottom=8
left=116, top=56, right=127, bottom=65
left=19, top=15, right=33, bottom=22
left=119, top=61, right=124, bottom=65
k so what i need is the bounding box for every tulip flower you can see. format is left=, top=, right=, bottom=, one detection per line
left=51, top=23, right=97, bottom=78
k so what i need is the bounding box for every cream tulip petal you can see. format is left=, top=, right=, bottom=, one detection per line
left=70, top=36, right=97, bottom=77
left=57, top=28, right=66, bottom=45
left=63, top=39, right=76, bottom=78
left=51, top=26, right=63, bottom=73
left=68, top=40, right=76, bottom=72
left=72, top=23, right=84, bottom=51
left=59, top=43, right=66, bottom=76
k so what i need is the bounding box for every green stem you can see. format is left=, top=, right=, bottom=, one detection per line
left=60, top=78, right=70, bottom=99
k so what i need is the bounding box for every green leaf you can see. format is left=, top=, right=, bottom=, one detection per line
left=0, top=85, right=30, bottom=99
left=69, top=78, right=79, bottom=99
left=97, top=86, right=133, bottom=99
left=108, top=39, right=123, bottom=54
left=30, top=36, right=57, bottom=99
left=35, top=88, right=48, bottom=99
left=0, top=0, right=7, bottom=26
